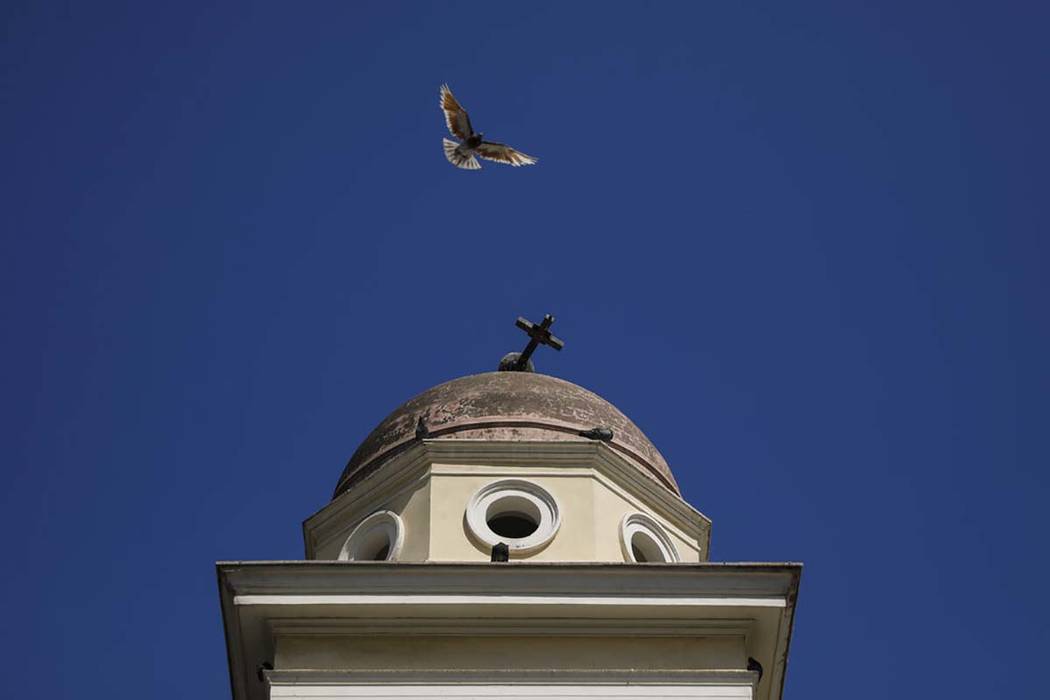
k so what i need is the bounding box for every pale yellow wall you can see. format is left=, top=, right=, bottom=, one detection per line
left=312, top=477, right=431, bottom=560
left=305, top=449, right=706, bottom=563
left=395, top=476, right=431, bottom=561
left=428, top=468, right=597, bottom=561
left=426, top=465, right=700, bottom=563
left=590, top=476, right=702, bottom=562
left=276, top=634, right=745, bottom=671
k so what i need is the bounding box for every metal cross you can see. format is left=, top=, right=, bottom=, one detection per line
left=512, top=314, right=564, bottom=371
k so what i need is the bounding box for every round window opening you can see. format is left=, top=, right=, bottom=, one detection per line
left=355, top=528, right=392, bottom=561
left=486, top=494, right=541, bottom=539
left=620, top=512, right=680, bottom=564
left=466, top=480, right=560, bottom=556
left=339, top=510, right=404, bottom=562
left=630, top=531, right=664, bottom=563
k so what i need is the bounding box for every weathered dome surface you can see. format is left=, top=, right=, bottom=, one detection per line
left=334, top=371, right=679, bottom=498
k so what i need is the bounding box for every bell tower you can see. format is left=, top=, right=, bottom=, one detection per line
left=217, top=316, right=801, bottom=700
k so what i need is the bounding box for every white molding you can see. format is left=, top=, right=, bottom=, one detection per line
left=217, top=562, right=798, bottom=700
left=266, top=670, right=757, bottom=699
left=270, top=687, right=753, bottom=699
left=621, top=513, right=681, bottom=563
left=236, top=594, right=785, bottom=608
left=306, top=441, right=712, bottom=559
left=338, top=511, right=405, bottom=562
left=464, top=479, right=561, bottom=555
left=218, top=561, right=799, bottom=599
left=266, top=668, right=758, bottom=687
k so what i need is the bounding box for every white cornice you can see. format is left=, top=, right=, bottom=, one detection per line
left=265, top=668, right=760, bottom=686
left=235, top=594, right=786, bottom=608
left=218, top=561, right=799, bottom=599
left=218, top=562, right=800, bottom=700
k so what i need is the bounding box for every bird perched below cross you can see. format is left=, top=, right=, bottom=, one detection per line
left=498, top=314, right=564, bottom=372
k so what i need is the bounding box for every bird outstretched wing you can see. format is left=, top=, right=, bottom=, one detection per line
left=439, top=84, right=474, bottom=140
left=476, top=141, right=537, bottom=167
left=443, top=138, right=480, bottom=170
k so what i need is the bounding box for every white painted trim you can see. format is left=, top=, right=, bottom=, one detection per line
left=338, top=511, right=405, bottom=562
left=234, top=594, right=786, bottom=608
left=621, top=512, right=681, bottom=563
left=269, top=686, right=752, bottom=699
left=218, top=561, right=800, bottom=601
left=272, top=689, right=751, bottom=695
left=265, top=669, right=758, bottom=686
left=465, top=479, right=560, bottom=555
left=217, top=562, right=799, bottom=700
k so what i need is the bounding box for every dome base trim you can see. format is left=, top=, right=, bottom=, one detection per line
left=333, top=417, right=679, bottom=498
left=335, top=372, right=679, bottom=500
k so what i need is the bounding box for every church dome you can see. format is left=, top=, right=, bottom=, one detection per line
left=334, top=371, right=679, bottom=498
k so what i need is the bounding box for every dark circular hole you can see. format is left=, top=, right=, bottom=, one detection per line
left=487, top=512, right=538, bottom=539
left=630, top=531, right=667, bottom=563
left=370, top=543, right=390, bottom=561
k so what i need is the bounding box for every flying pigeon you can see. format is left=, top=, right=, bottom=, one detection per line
left=439, top=84, right=537, bottom=170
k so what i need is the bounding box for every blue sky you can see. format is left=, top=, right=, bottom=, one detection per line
left=2, top=2, right=1048, bottom=697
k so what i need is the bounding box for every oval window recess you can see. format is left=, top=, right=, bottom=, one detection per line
left=466, top=479, right=560, bottom=556
left=620, top=512, right=680, bottom=563
left=338, top=510, right=404, bottom=562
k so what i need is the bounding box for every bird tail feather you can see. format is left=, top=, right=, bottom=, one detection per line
left=443, top=138, right=480, bottom=170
